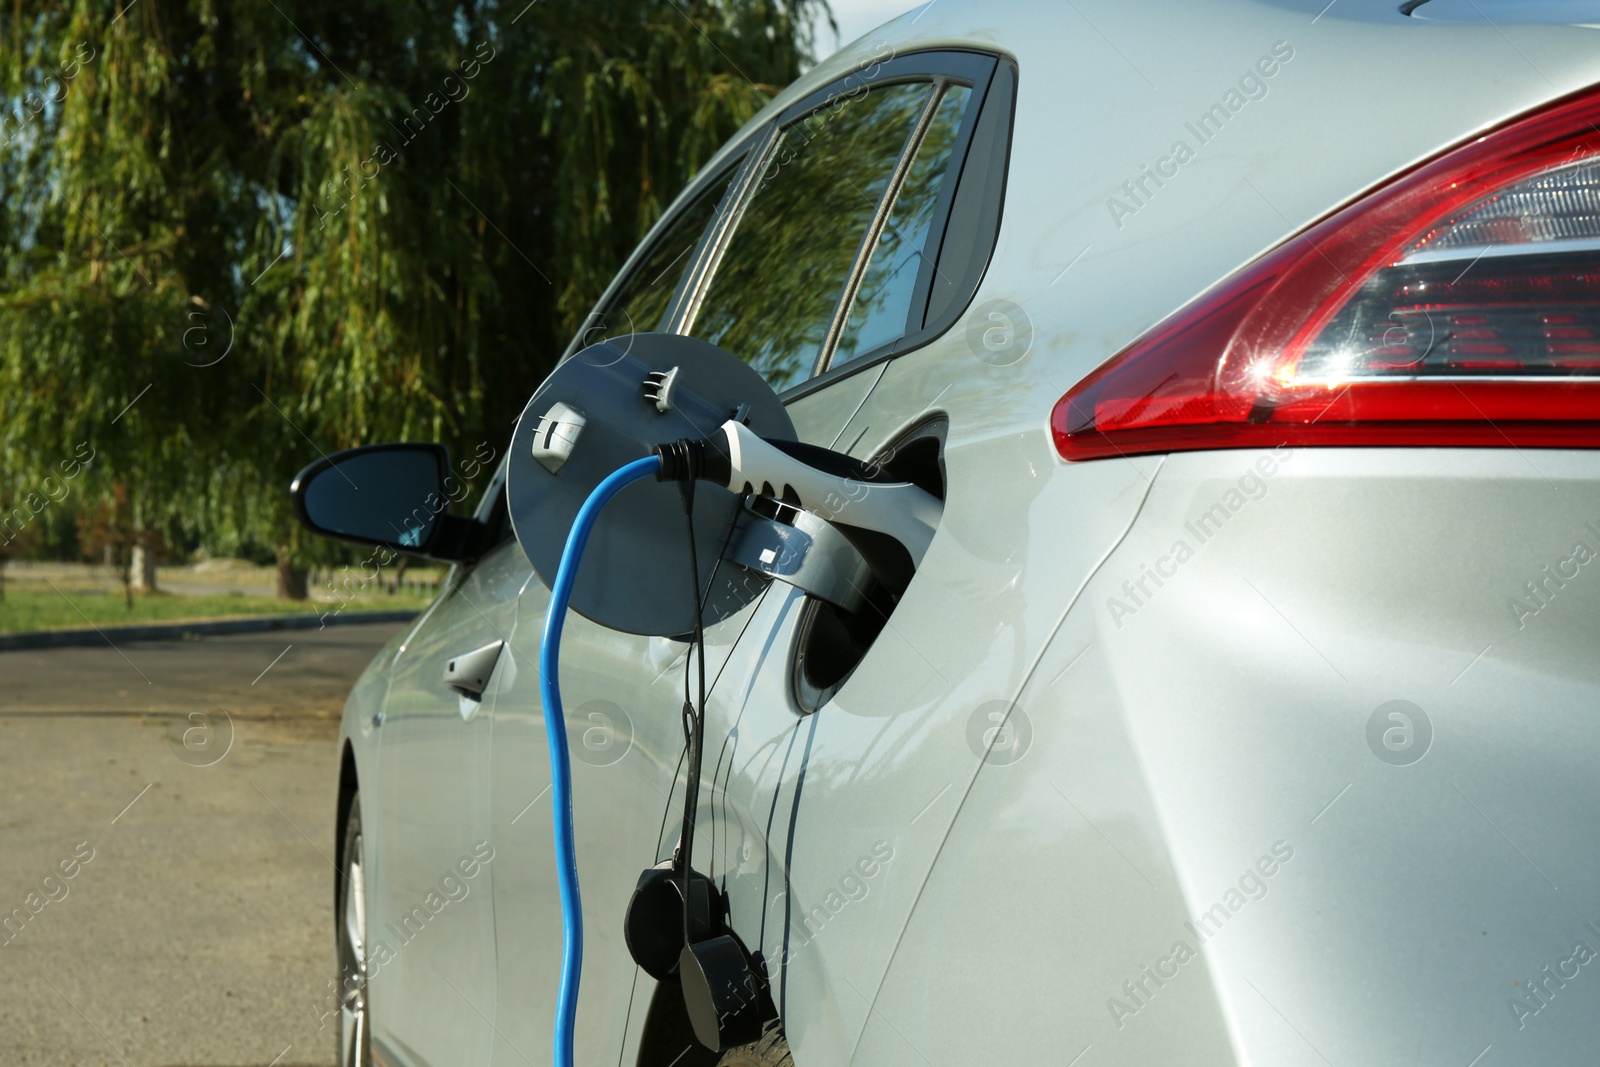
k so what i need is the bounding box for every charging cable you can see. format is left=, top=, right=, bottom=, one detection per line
left=674, top=477, right=708, bottom=954
left=540, top=453, right=662, bottom=1067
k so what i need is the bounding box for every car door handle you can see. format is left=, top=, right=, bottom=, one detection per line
left=443, top=640, right=505, bottom=700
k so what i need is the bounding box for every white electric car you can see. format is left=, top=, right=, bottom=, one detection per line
left=293, top=1, right=1600, bottom=1064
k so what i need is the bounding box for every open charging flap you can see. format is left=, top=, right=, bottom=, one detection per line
left=507, top=333, right=794, bottom=637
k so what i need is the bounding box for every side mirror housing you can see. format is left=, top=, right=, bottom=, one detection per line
left=291, top=443, right=486, bottom=562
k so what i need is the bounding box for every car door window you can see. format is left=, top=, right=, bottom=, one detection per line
left=831, top=84, right=972, bottom=368
left=583, top=164, right=741, bottom=342
left=688, top=81, right=934, bottom=390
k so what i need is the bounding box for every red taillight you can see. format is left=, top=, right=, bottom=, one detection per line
left=1053, top=85, right=1600, bottom=461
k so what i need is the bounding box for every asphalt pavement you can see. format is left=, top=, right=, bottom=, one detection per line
left=0, top=621, right=411, bottom=1066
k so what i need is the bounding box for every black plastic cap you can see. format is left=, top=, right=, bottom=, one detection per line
left=624, top=866, right=715, bottom=981
left=679, top=935, right=767, bottom=1052
left=654, top=437, right=732, bottom=488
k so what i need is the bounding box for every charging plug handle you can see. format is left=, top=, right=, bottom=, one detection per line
left=655, top=420, right=941, bottom=564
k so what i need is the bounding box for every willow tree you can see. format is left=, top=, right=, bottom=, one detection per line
left=0, top=0, right=825, bottom=596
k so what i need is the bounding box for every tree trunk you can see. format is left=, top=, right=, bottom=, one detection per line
left=131, top=539, right=158, bottom=593
left=277, top=547, right=309, bottom=601
left=390, top=555, right=410, bottom=595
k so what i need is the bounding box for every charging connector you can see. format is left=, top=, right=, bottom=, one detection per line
left=655, top=420, right=942, bottom=565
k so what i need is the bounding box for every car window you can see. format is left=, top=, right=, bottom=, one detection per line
left=587, top=165, right=741, bottom=341
left=831, top=84, right=972, bottom=368
left=689, top=81, right=934, bottom=390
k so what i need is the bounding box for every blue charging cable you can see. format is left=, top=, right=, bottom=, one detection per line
left=539, top=454, right=662, bottom=1067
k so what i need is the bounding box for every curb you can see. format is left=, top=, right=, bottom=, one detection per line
left=0, top=609, right=421, bottom=652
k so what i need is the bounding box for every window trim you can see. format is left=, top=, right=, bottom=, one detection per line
left=680, top=52, right=999, bottom=376
left=814, top=80, right=948, bottom=376
left=772, top=50, right=994, bottom=129
left=667, top=129, right=777, bottom=336
left=781, top=54, right=1016, bottom=404
left=557, top=146, right=754, bottom=363
left=678, top=76, right=945, bottom=376
left=559, top=48, right=1017, bottom=404
left=919, top=59, right=1017, bottom=337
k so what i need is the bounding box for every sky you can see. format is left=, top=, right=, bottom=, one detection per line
left=818, top=0, right=924, bottom=58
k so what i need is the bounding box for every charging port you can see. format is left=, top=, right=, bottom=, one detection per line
left=791, top=418, right=947, bottom=712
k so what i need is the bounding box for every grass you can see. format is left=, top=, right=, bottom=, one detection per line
left=0, top=585, right=435, bottom=635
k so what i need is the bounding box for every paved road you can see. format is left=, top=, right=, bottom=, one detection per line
left=0, top=621, right=411, bottom=1066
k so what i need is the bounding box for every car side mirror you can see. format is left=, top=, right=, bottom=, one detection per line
left=291, top=443, right=485, bottom=562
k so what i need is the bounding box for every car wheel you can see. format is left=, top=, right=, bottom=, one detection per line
left=338, top=796, right=372, bottom=1067
left=715, top=1023, right=792, bottom=1067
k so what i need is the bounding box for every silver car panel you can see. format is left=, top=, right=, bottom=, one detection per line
left=866, top=447, right=1600, bottom=1064
left=369, top=539, right=520, bottom=1067
left=701, top=334, right=1162, bottom=1062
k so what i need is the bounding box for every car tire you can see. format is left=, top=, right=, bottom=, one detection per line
left=338, top=795, right=372, bottom=1067
left=715, top=1023, right=792, bottom=1067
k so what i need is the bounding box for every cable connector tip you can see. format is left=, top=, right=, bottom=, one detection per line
left=653, top=438, right=729, bottom=486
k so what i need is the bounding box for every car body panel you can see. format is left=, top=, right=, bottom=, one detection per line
left=865, top=448, right=1600, bottom=1064
left=699, top=323, right=1163, bottom=1064
left=488, top=582, right=768, bottom=1067
left=703, top=2, right=1599, bottom=1059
